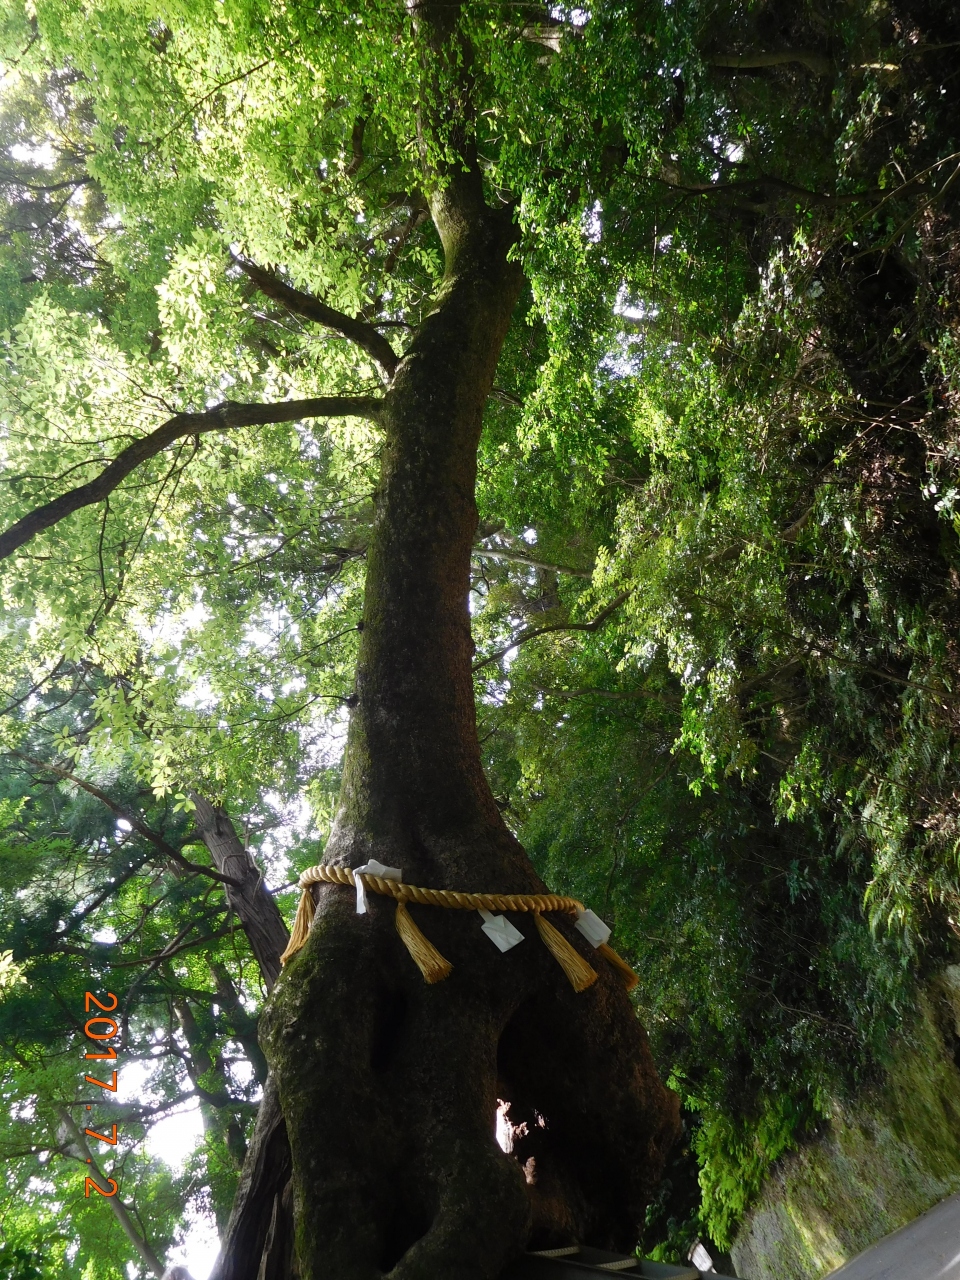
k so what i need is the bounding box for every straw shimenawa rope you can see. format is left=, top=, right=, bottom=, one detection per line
left=279, top=864, right=639, bottom=992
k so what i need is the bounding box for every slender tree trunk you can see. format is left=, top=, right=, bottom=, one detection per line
left=240, top=169, right=680, bottom=1280
left=210, top=960, right=270, bottom=1087
left=191, top=793, right=296, bottom=1280
left=191, top=793, right=289, bottom=990
left=57, top=1106, right=165, bottom=1278
left=190, top=796, right=296, bottom=1268
left=173, top=995, right=250, bottom=1220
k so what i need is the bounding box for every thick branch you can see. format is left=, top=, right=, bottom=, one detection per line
left=709, top=50, right=832, bottom=76
left=0, top=170, right=94, bottom=193
left=344, top=111, right=368, bottom=179
left=472, top=590, right=632, bottom=672
left=0, top=397, right=382, bottom=563
left=474, top=547, right=592, bottom=578
left=233, top=256, right=399, bottom=378
left=521, top=22, right=566, bottom=54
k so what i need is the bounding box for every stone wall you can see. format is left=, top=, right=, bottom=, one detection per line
left=730, top=970, right=960, bottom=1280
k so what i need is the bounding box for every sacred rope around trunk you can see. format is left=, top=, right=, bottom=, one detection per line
left=280, top=863, right=639, bottom=992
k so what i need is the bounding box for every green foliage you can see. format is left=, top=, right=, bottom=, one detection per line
left=0, top=1242, right=43, bottom=1280
left=1, top=0, right=960, bottom=1266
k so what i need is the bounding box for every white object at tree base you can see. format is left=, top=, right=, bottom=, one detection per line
left=354, top=860, right=402, bottom=914
left=478, top=908, right=525, bottom=952
left=575, top=908, right=612, bottom=948
left=689, top=1241, right=715, bottom=1273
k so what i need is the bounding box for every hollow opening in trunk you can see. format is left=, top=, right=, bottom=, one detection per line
left=496, top=1096, right=542, bottom=1183
left=370, top=984, right=410, bottom=1074
left=377, top=1191, right=433, bottom=1273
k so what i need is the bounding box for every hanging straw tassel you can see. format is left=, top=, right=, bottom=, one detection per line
left=597, top=942, right=640, bottom=992
left=534, top=913, right=598, bottom=992
left=395, top=900, right=453, bottom=984
left=280, top=886, right=316, bottom=966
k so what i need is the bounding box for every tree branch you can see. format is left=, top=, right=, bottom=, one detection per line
left=344, top=109, right=368, bottom=179
left=107, top=924, right=237, bottom=967
left=472, top=590, right=632, bottom=672
left=549, top=685, right=680, bottom=706
left=521, top=21, right=567, bottom=54
left=61, top=850, right=156, bottom=933
left=709, top=50, right=832, bottom=76
left=143, top=54, right=276, bottom=152
left=11, top=753, right=243, bottom=886
left=658, top=172, right=879, bottom=209
left=233, top=256, right=399, bottom=378
left=0, top=170, right=94, bottom=194
left=380, top=207, right=429, bottom=280
left=473, top=547, right=592, bottom=578
left=0, top=396, right=383, bottom=563
left=55, top=1106, right=165, bottom=1279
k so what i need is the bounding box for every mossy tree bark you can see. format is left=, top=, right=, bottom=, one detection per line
left=244, top=175, right=680, bottom=1280
left=217, top=8, right=680, bottom=1278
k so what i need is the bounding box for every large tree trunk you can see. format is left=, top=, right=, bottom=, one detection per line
left=240, top=166, right=680, bottom=1280
left=213, top=8, right=679, bottom=1275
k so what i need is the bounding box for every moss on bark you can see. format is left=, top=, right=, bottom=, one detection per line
left=251, top=175, right=680, bottom=1279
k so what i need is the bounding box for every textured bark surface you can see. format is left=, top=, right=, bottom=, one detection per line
left=250, top=169, right=680, bottom=1280
left=194, top=797, right=295, bottom=1280
left=192, top=794, right=290, bottom=992
left=211, top=8, right=680, bottom=1275
left=209, top=1076, right=293, bottom=1280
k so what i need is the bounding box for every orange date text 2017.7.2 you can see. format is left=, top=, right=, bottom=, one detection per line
left=83, top=991, right=120, bottom=1198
